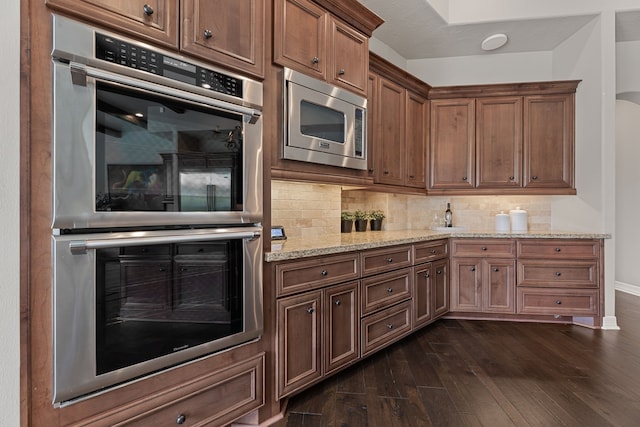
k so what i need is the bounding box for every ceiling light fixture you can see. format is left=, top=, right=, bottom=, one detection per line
left=481, top=33, right=508, bottom=51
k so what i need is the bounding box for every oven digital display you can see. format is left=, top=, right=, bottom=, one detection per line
left=95, top=33, right=243, bottom=98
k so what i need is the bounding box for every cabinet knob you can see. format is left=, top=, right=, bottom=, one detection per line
left=424, top=272, right=430, bottom=278
left=307, top=307, right=314, bottom=314
left=176, top=414, right=186, bottom=425
left=180, top=267, right=188, bottom=272
left=555, top=248, right=562, bottom=252
left=436, top=270, right=442, bottom=275
left=312, top=57, right=320, bottom=65
left=387, top=287, right=393, bottom=293
left=532, top=175, right=539, bottom=180
left=387, top=323, right=394, bottom=330
left=493, top=267, right=499, bottom=272
left=430, top=249, right=437, bottom=254
left=481, top=247, right=487, bottom=251
left=321, top=270, right=328, bottom=276
left=409, top=175, right=415, bottom=179
left=386, top=258, right=393, bottom=263
left=203, top=29, right=213, bottom=39
left=555, top=300, right=562, bottom=305
left=555, top=272, right=562, bottom=277
left=338, top=68, right=345, bottom=76
left=334, top=299, right=341, bottom=306
left=462, top=176, right=468, bottom=181
left=471, top=267, right=476, bottom=272
left=159, top=267, right=166, bottom=272
left=383, top=170, right=390, bottom=175
left=143, top=4, right=154, bottom=16
left=509, top=176, right=515, bottom=181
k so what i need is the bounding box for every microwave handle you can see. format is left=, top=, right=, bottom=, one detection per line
left=70, top=62, right=262, bottom=124
left=69, top=230, right=261, bottom=255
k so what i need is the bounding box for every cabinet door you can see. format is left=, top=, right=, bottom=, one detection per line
left=45, top=0, right=179, bottom=48
left=274, top=0, right=327, bottom=80
left=524, top=93, right=574, bottom=189
left=430, top=98, right=475, bottom=189
left=374, top=77, right=405, bottom=186
left=476, top=96, right=522, bottom=188
left=432, top=258, right=450, bottom=318
left=484, top=259, right=516, bottom=313
left=181, top=0, right=264, bottom=78
left=277, top=291, right=322, bottom=398
left=405, top=91, right=428, bottom=188
left=450, top=258, right=482, bottom=312
left=329, top=18, right=368, bottom=95
left=324, top=282, right=359, bottom=374
left=413, top=264, right=433, bottom=328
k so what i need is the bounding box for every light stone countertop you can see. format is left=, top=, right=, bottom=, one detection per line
left=265, top=229, right=611, bottom=262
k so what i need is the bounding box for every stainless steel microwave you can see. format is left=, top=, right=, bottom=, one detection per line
left=283, top=68, right=367, bottom=170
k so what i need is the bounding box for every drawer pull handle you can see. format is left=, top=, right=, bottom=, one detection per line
left=307, top=307, right=314, bottom=314
left=430, top=249, right=437, bottom=254
left=532, top=175, right=539, bottom=180
left=312, top=56, right=320, bottom=64
left=203, top=29, right=213, bottom=39
left=555, top=272, right=562, bottom=277
left=387, top=287, right=393, bottom=293
left=387, top=324, right=394, bottom=330
left=143, top=4, right=154, bottom=16
left=471, top=267, right=476, bottom=272
left=334, top=299, right=341, bottom=306
left=321, top=270, right=328, bottom=276
left=338, top=68, right=346, bottom=75
left=493, top=267, right=499, bottom=272
left=176, top=414, right=186, bottom=425
left=436, top=270, right=442, bottom=275
left=424, top=272, right=430, bottom=278
left=462, top=176, right=468, bottom=181
left=555, top=248, right=562, bottom=252
left=481, top=247, right=487, bottom=251
left=555, top=300, right=562, bottom=305
left=386, top=257, right=393, bottom=263
left=509, top=176, right=515, bottom=180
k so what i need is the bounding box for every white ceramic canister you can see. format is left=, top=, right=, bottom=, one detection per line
left=509, top=207, right=528, bottom=232
left=495, top=211, right=510, bottom=233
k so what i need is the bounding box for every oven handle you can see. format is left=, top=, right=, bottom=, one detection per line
left=69, top=230, right=261, bottom=255
left=71, top=62, right=262, bottom=124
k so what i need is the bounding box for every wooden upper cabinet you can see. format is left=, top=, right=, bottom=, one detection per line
left=329, top=18, right=368, bottom=94
left=405, top=91, right=428, bottom=188
left=181, top=0, right=264, bottom=78
left=476, top=96, right=522, bottom=188
left=46, top=0, right=179, bottom=48
left=274, top=0, right=328, bottom=80
left=374, top=76, right=405, bottom=186
left=429, top=98, right=475, bottom=190
left=274, top=0, right=372, bottom=95
left=524, top=93, right=575, bottom=189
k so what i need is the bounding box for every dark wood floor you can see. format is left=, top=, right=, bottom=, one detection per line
left=272, top=291, right=640, bottom=427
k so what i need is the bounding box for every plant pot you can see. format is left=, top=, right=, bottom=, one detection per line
left=370, top=219, right=383, bottom=231
left=340, top=219, right=353, bottom=233
left=354, top=219, right=368, bottom=232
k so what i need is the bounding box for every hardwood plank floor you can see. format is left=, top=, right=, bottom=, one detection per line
left=271, top=291, right=640, bottom=426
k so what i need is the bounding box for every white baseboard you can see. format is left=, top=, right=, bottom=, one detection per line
left=616, top=281, right=640, bottom=297
left=601, top=316, right=620, bottom=330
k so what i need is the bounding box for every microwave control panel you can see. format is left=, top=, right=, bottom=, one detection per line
left=95, top=33, right=243, bottom=98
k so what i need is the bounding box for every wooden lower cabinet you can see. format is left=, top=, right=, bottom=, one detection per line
left=277, top=281, right=359, bottom=399
left=432, top=258, right=450, bottom=318
left=413, top=257, right=449, bottom=328
left=451, top=257, right=517, bottom=314
left=361, top=300, right=412, bottom=356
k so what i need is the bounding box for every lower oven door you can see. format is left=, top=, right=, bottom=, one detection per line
left=52, top=226, right=262, bottom=406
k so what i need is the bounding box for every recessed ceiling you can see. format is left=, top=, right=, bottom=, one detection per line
left=357, top=0, right=640, bottom=60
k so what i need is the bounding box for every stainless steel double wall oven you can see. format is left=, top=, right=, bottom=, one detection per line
left=50, top=15, right=264, bottom=405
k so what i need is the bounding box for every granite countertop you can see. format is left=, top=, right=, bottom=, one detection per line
left=265, top=229, right=611, bottom=262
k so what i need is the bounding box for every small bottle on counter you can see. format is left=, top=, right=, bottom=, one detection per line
left=444, top=202, right=453, bottom=227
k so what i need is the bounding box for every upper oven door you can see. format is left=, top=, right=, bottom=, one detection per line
left=51, top=18, right=262, bottom=230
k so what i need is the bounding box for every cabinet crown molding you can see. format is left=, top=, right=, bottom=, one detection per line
left=428, top=80, right=581, bottom=99
left=369, top=52, right=431, bottom=97
left=313, top=0, right=384, bottom=36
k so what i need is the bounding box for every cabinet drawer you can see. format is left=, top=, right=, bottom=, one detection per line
left=517, top=260, right=598, bottom=288
left=517, top=288, right=598, bottom=316
left=360, top=268, right=412, bottom=316
left=451, top=239, right=515, bottom=258
left=276, top=253, right=359, bottom=297
left=361, top=245, right=412, bottom=276
left=414, top=239, right=449, bottom=264
left=123, top=353, right=264, bottom=427
left=517, top=239, right=600, bottom=259
left=361, top=301, right=412, bottom=356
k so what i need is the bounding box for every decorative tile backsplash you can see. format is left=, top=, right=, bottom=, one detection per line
left=271, top=180, right=552, bottom=235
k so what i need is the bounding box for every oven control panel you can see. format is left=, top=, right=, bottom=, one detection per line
left=95, top=33, right=243, bottom=98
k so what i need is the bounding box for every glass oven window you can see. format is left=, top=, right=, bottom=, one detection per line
left=299, top=100, right=346, bottom=144
left=95, top=239, right=243, bottom=375
left=95, top=82, right=244, bottom=213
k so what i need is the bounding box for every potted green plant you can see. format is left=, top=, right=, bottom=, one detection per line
left=354, top=210, right=369, bottom=232
left=340, top=211, right=355, bottom=233
left=369, top=210, right=385, bottom=231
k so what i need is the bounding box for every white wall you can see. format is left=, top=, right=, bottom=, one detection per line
left=0, top=0, right=22, bottom=422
